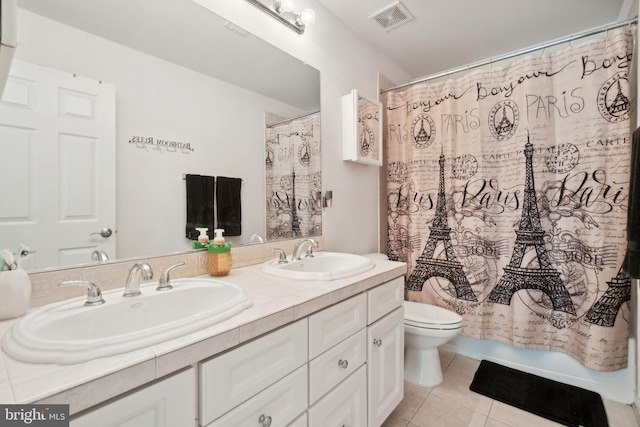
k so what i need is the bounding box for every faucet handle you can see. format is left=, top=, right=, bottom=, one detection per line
left=157, top=262, right=186, bottom=291
left=60, top=280, right=105, bottom=306
left=304, top=244, right=315, bottom=258
left=271, top=248, right=288, bottom=264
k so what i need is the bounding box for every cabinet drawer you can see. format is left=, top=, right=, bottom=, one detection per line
left=200, top=319, right=307, bottom=425
left=309, top=293, right=366, bottom=359
left=71, top=369, right=195, bottom=427
left=367, top=276, right=404, bottom=325
left=207, top=364, right=308, bottom=427
left=308, top=364, right=367, bottom=427
left=309, top=328, right=366, bottom=404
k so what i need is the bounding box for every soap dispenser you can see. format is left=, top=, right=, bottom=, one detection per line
left=213, top=229, right=225, bottom=246
left=196, top=228, right=209, bottom=244
left=206, top=229, right=232, bottom=276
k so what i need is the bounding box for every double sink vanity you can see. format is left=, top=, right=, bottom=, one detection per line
left=0, top=245, right=407, bottom=427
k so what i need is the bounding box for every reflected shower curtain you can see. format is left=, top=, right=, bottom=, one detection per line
left=265, top=113, right=322, bottom=240
left=383, top=27, right=635, bottom=371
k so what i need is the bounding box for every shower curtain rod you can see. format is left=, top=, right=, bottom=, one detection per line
left=381, top=16, right=638, bottom=94
left=266, top=110, right=320, bottom=128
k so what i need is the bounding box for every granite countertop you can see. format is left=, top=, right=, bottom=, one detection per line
left=0, top=258, right=406, bottom=415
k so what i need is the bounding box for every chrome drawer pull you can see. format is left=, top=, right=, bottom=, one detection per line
left=373, top=338, right=382, bottom=347
left=258, top=414, right=272, bottom=427
left=338, top=359, right=349, bottom=369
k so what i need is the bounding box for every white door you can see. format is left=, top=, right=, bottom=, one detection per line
left=0, top=60, right=116, bottom=270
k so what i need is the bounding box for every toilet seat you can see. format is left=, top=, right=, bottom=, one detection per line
left=404, top=301, right=462, bottom=330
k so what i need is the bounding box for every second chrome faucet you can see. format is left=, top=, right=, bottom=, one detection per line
left=292, top=238, right=318, bottom=260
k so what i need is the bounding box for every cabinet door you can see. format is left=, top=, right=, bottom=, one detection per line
left=70, top=368, right=195, bottom=427
left=308, top=365, right=367, bottom=427
left=367, top=307, right=404, bottom=427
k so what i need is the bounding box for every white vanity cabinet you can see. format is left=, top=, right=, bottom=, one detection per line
left=66, top=274, right=405, bottom=427
left=307, top=276, right=404, bottom=427
left=70, top=368, right=195, bottom=427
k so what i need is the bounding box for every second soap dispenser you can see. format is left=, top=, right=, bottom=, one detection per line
left=206, top=229, right=232, bottom=276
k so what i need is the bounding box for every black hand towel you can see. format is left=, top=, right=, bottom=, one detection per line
left=216, top=176, right=242, bottom=236
left=624, top=127, right=640, bottom=278
left=185, top=174, right=215, bottom=240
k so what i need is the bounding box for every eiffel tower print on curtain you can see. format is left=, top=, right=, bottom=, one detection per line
left=406, top=153, right=477, bottom=301
left=584, top=266, right=631, bottom=327
left=488, top=136, right=576, bottom=315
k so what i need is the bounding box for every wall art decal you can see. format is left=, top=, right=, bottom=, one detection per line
left=128, top=135, right=194, bottom=154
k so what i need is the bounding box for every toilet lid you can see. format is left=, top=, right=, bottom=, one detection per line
left=404, top=301, right=462, bottom=325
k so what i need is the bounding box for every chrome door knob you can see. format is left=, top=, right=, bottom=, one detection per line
left=338, top=359, right=349, bottom=369
left=91, top=228, right=113, bottom=238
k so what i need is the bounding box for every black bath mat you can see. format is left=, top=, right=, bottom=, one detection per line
left=470, top=360, right=608, bottom=427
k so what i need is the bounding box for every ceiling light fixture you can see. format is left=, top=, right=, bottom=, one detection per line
left=244, top=0, right=315, bottom=34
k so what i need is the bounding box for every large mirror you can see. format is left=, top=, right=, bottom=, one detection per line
left=1, top=0, right=321, bottom=272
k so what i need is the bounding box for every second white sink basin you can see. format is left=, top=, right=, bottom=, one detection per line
left=2, top=278, right=252, bottom=365
left=262, top=251, right=375, bottom=281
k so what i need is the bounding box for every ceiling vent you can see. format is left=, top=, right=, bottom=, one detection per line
left=369, top=1, right=414, bottom=31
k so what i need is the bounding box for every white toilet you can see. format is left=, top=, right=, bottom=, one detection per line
left=403, top=300, right=463, bottom=387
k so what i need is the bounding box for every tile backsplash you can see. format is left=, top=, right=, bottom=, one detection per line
left=27, top=237, right=324, bottom=308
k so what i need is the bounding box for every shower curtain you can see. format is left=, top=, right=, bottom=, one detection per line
left=383, top=27, right=635, bottom=371
left=265, top=112, right=322, bottom=240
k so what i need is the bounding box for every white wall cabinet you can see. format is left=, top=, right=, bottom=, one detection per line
left=70, top=368, right=195, bottom=427
left=68, top=275, right=405, bottom=427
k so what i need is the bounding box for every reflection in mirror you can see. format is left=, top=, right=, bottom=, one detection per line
left=2, top=0, right=320, bottom=272
left=265, top=111, right=322, bottom=240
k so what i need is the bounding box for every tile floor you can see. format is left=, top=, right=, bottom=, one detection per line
left=382, top=350, right=639, bottom=427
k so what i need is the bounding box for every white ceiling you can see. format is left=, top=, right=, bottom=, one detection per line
left=17, top=0, right=631, bottom=102
left=16, top=0, right=321, bottom=111
left=317, top=0, right=630, bottom=80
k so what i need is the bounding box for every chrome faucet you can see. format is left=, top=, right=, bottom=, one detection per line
left=60, top=280, right=105, bottom=306
left=292, top=238, right=318, bottom=260
left=124, top=262, right=153, bottom=297
left=157, top=262, right=185, bottom=291
left=91, top=249, right=109, bottom=263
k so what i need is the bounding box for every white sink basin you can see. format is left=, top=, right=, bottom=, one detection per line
left=262, top=251, right=375, bottom=281
left=2, top=278, right=252, bottom=364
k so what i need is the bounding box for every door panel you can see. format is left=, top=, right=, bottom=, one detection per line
left=0, top=60, right=116, bottom=270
